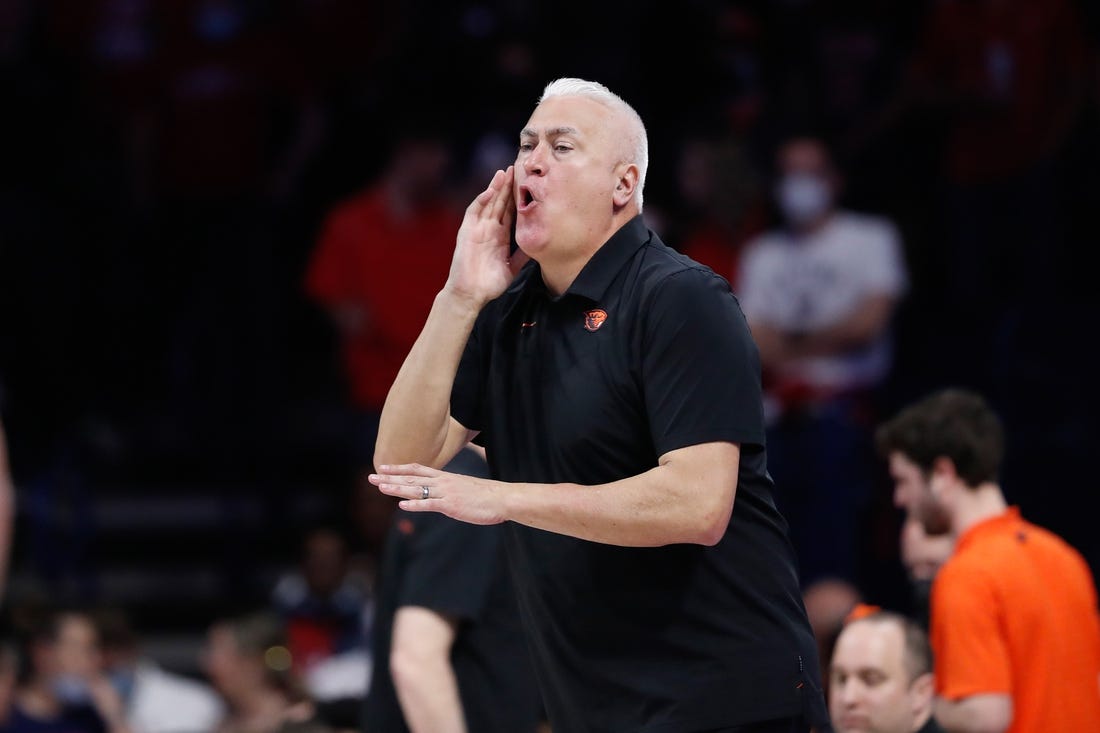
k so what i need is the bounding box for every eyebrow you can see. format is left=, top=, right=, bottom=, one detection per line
left=520, top=126, right=580, bottom=139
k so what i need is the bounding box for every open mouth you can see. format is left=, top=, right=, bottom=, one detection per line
left=518, top=186, right=537, bottom=210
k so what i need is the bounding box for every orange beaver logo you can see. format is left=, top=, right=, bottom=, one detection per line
left=583, top=309, right=608, bottom=332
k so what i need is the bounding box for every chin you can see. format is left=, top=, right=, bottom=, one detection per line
left=515, top=223, right=550, bottom=254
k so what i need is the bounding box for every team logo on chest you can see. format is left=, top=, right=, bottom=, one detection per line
left=583, top=309, right=608, bottom=332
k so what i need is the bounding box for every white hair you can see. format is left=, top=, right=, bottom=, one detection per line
left=538, top=77, right=649, bottom=209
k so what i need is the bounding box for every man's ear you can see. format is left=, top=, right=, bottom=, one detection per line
left=910, top=672, right=935, bottom=718
left=931, top=456, right=958, bottom=482
left=612, top=163, right=640, bottom=208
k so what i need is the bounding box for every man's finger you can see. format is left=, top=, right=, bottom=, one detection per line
left=466, top=169, right=504, bottom=218
left=489, top=166, right=515, bottom=224
left=398, top=498, right=443, bottom=512
left=375, top=481, right=431, bottom=500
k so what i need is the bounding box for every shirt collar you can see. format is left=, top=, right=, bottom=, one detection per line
left=566, top=215, right=651, bottom=301
left=956, top=505, right=1021, bottom=552
left=506, top=215, right=651, bottom=302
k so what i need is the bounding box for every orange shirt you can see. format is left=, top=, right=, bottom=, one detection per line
left=930, top=507, right=1100, bottom=732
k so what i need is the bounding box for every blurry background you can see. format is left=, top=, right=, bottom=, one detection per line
left=1, top=0, right=1099, bottom=690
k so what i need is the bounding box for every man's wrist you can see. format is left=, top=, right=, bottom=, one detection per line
left=496, top=479, right=520, bottom=524
left=437, top=286, right=487, bottom=320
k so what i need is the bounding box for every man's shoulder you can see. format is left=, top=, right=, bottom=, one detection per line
left=634, top=236, right=733, bottom=293
left=943, top=517, right=1091, bottom=586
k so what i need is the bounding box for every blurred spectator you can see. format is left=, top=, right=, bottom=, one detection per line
left=364, top=448, right=541, bottom=733
left=304, top=128, right=461, bottom=467
left=803, top=577, right=862, bottom=699
left=202, top=613, right=319, bottom=733
left=2, top=609, right=130, bottom=733
left=877, top=389, right=1100, bottom=732
left=96, top=608, right=223, bottom=733
left=898, top=519, right=953, bottom=630
left=829, top=609, right=942, bottom=733
left=737, top=136, right=908, bottom=588
left=672, top=136, right=766, bottom=285
left=270, top=528, right=370, bottom=704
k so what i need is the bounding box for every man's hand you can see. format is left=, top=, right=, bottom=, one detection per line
left=87, top=674, right=133, bottom=733
left=369, top=464, right=509, bottom=525
left=445, top=166, right=526, bottom=309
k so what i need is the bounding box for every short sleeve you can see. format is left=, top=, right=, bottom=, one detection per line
left=399, top=514, right=503, bottom=621
left=930, top=561, right=1013, bottom=698
left=641, top=268, right=766, bottom=456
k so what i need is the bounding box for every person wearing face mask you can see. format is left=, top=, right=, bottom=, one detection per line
left=736, top=136, right=908, bottom=592
left=1, top=609, right=131, bottom=733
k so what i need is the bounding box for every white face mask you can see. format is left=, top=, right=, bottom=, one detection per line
left=776, top=173, right=832, bottom=226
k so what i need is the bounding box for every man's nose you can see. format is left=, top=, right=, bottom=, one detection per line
left=837, top=679, right=862, bottom=706
left=523, top=143, right=546, bottom=176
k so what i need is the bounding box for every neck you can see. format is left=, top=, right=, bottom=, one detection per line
left=952, top=482, right=1008, bottom=538
left=537, top=208, right=637, bottom=296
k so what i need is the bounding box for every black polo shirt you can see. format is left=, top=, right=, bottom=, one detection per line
left=451, top=215, right=829, bottom=732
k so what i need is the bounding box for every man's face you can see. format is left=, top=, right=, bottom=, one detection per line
left=514, top=95, right=625, bottom=260
left=41, top=615, right=100, bottom=679
left=899, top=518, right=954, bottom=582
left=775, top=138, right=836, bottom=226
left=888, top=452, right=952, bottom=536
left=830, top=621, right=927, bottom=733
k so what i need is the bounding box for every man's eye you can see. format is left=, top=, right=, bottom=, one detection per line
left=554, top=145, right=572, bottom=153
left=518, top=143, right=534, bottom=152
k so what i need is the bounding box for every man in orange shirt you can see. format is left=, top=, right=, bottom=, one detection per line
left=876, top=389, right=1100, bottom=732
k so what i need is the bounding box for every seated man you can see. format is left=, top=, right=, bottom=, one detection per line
left=829, top=610, right=943, bottom=733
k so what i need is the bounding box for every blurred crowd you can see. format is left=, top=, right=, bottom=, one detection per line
left=2, top=0, right=1100, bottom=731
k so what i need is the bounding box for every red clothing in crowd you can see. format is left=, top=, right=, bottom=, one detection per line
left=305, top=186, right=461, bottom=411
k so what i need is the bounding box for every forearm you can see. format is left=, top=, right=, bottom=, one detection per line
left=787, top=294, right=895, bottom=358
left=375, top=289, right=481, bottom=469
left=390, top=609, right=466, bottom=733
left=393, top=657, right=466, bottom=733
left=934, top=695, right=1011, bottom=733
left=503, top=443, right=738, bottom=547
left=505, top=476, right=722, bottom=547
